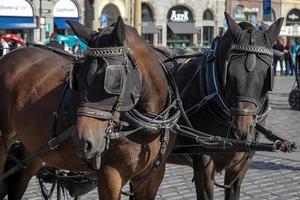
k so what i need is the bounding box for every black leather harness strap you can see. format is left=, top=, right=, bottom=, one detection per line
left=0, top=126, right=74, bottom=181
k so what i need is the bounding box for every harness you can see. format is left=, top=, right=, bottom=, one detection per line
left=71, top=44, right=181, bottom=147
left=1, top=42, right=296, bottom=196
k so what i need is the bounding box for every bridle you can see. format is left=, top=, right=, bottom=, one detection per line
left=77, top=47, right=131, bottom=130
left=222, top=33, right=273, bottom=119
left=72, top=42, right=181, bottom=152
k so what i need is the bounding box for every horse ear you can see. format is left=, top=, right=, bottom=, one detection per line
left=111, top=16, right=126, bottom=46
left=224, top=12, right=242, bottom=41
left=66, top=20, right=93, bottom=45
left=264, top=17, right=284, bottom=47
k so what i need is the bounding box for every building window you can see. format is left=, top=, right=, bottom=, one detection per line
left=203, top=9, right=214, bottom=21
left=166, top=5, right=198, bottom=48
left=286, top=8, right=300, bottom=25
left=157, top=26, right=162, bottom=44
left=203, top=26, right=214, bottom=46
left=100, top=4, right=120, bottom=28
left=197, top=27, right=201, bottom=45
left=142, top=3, right=154, bottom=22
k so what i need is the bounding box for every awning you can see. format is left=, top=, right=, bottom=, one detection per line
left=0, top=17, right=36, bottom=29
left=142, top=22, right=159, bottom=34
left=54, top=17, right=79, bottom=29
left=167, top=22, right=199, bottom=34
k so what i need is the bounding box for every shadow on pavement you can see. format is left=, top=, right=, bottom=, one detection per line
left=251, top=160, right=300, bottom=171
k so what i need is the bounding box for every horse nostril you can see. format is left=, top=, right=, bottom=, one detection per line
left=83, top=140, right=93, bottom=154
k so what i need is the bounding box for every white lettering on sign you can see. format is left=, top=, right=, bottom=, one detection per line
left=54, top=0, right=78, bottom=18
left=0, top=0, right=33, bottom=16
left=170, top=10, right=189, bottom=22
left=288, top=13, right=299, bottom=21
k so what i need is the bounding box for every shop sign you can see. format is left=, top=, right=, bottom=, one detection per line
left=168, top=6, right=193, bottom=22
left=0, top=0, right=33, bottom=17
left=41, top=9, right=51, bottom=14
left=54, top=0, right=78, bottom=18
left=170, top=10, right=189, bottom=22
left=287, top=9, right=300, bottom=23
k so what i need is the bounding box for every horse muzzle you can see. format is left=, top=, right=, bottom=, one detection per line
left=230, top=102, right=258, bottom=141
left=71, top=125, right=107, bottom=162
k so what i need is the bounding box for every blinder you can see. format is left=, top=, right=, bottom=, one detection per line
left=223, top=44, right=274, bottom=92
left=69, top=62, right=80, bottom=91
left=104, top=64, right=125, bottom=95
left=70, top=46, right=142, bottom=114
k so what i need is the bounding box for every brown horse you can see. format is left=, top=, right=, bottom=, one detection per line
left=169, top=13, right=284, bottom=200
left=0, top=17, right=177, bottom=199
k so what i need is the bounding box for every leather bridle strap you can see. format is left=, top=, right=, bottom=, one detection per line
left=77, top=107, right=114, bottom=120
left=86, top=46, right=126, bottom=57
left=230, top=44, right=273, bottom=57
left=0, top=126, right=74, bottom=181
left=230, top=107, right=259, bottom=116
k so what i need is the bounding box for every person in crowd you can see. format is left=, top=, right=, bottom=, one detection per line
left=283, top=37, right=295, bottom=76
left=46, top=33, right=64, bottom=49
left=0, top=38, right=10, bottom=56
left=72, top=40, right=83, bottom=55
left=295, top=38, right=300, bottom=76
left=272, top=38, right=285, bottom=76
left=9, top=41, right=18, bottom=51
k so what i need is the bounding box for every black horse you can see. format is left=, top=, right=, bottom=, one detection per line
left=170, top=13, right=284, bottom=200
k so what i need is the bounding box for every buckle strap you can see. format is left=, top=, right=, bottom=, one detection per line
left=77, top=107, right=114, bottom=120
left=87, top=47, right=126, bottom=57
left=230, top=44, right=273, bottom=57
left=0, top=127, right=74, bottom=181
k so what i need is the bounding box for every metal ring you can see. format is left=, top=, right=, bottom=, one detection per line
left=273, top=140, right=282, bottom=152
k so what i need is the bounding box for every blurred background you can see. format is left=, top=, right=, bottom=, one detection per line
left=0, top=0, right=299, bottom=58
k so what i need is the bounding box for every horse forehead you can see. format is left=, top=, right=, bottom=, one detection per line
left=240, top=30, right=266, bottom=46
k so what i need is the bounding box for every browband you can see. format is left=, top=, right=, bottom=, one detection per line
left=87, top=47, right=127, bottom=57
left=230, top=44, right=273, bottom=57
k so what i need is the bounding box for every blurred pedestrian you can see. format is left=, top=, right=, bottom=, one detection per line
left=46, top=33, right=64, bottom=49
left=72, top=40, right=83, bottom=55
left=295, top=38, right=300, bottom=76
left=283, top=37, right=295, bottom=76
left=273, top=39, right=284, bottom=76
left=0, top=38, right=10, bottom=56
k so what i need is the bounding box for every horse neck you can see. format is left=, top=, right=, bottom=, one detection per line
left=125, top=30, right=168, bottom=114
left=217, top=33, right=233, bottom=79
left=174, top=59, right=199, bottom=93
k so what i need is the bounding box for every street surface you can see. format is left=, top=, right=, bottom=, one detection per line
left=19, top=76, right=300, bottom=199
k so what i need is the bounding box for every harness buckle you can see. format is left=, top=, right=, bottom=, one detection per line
left=48, top=139, right=59, bottom=151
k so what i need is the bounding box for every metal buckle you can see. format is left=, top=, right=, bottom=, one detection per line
left=48, top=139, right=59, bottom=150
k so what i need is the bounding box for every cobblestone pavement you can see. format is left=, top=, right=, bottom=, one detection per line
left=18, top=76, right=300, bottom=199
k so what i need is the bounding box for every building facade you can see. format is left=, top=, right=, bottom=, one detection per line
left=141, top=0, right=226, bottom=47
left=280, top=0, right=300, bottom=36
left=225, top=0, right=281, bottom=26
left=0, top=0, right=85, bottom=43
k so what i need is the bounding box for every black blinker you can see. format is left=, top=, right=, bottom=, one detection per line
left=245, top=53, right=256, bottom=72
left=87, top=58, right=98, bottom=85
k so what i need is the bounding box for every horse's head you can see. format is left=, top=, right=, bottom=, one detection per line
left=67, top=17, right=166, bottom=167
left=219, top=13, right=283, bottom=140
left=67, top=17, right=142, bottom=163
